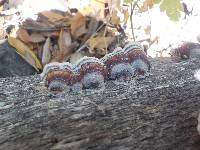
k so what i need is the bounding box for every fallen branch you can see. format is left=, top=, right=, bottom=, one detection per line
left=1, top=58, right=200, bottom=150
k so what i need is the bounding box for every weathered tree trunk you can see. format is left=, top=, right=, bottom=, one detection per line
left=0, top=58, right=200, bottom=150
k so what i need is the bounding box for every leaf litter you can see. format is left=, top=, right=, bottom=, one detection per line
left=7, top=7, right=126, bottom=71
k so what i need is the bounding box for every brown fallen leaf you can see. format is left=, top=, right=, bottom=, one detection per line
left=82, top=11, right=100, bottom=43
left=29, top=33, right=46, bottom=43
left=8, top=37, right=42, bottom=71
left=27, top=43, right=39, bottom=56
left=17, top=28, right=30, bottom=43
left=51, top=44, right=77, bottom=63
left=139, top=0, right=154, bottom=13
left=36, top=43, right=44, bottom=60
left=17, top=27, right=45, bottom=43
left=97, top=26, right=107, bottom=37
left=42, top=37, right=52, bottom=65
left=41, top=31, right=60, bottom=37
left=74, top=25, right=88, bottom=38
left=86, top=36, right=114, bottom=54
left=111, top=9, right=120, bottom=25
left=21, top=18, right=57, bottom=31
left=96, top=48, right=107, bottom=56
left=51, top=51, right=69, bottom=63
left=38, top=10, right=65, bottom=23
left=58, top=29, right=72, bottom=52
left=71, top=12, right=86, bottom=38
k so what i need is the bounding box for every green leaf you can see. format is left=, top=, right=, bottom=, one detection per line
left=159, top=0, right=182, bottom=21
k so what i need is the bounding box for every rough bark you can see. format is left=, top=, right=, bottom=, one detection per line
left=0, top=58, right=200, bottom=150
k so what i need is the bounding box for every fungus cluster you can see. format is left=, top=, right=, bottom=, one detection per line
left=41, top=42, right=151, bottom=92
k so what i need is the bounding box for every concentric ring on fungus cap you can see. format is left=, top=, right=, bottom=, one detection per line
left=102, top=47, right=134, bottom=81
left=76, top=56, right=108, bottom=89
left=43, top=62, right=74, bottom=92
left=123, top=42, right=151, bottom=76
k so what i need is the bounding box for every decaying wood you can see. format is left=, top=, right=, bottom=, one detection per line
left=0, top=58, right=200, bottom=150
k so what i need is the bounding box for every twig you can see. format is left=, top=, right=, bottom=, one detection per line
left=21, top=27, right=63, bottom=32
left=130, top=0, right=140, bottom=41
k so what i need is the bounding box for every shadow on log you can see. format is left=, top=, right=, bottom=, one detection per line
left=0, top=40, right=37, bottom=77
left=0, top=58, right=200, bottom=150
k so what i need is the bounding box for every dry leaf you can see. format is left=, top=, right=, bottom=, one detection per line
left=41, top=31, right=60, bottom=37
left=17, top=28, right=30, bottom=43
left=51, top=44, right=77, bottom=63
left=29, top=33, right=45, bottom=43
left=39, top=10, right=65, bottom=23
left=139, top=0, right=154, bottom=13
left=74, top=26, right=88, bottom=38
left=22, top=18, right=56, bottom=31
left=111, top=9, right=120, bottom=25
left=82, top=10, right=100, bottom=42
left=96, top=48, right=107, bottom=55
left=27, top=43, right=38, bottom=56
left=58, top=29, right=72, bottom=51
left=51, top=50, right=70, bottom=63
left=86, top=36, right=114, bottom=54
left=71, top=12, right=86, bottom=37
left=74, top=25, right=88, bottom=38
left=8, top=37, right=42, bottom=71
left=42, top=37, right=52, bottom=65
left=36, top=43, right=44, bottom=60
left=96, top=26, right=107, bottom=37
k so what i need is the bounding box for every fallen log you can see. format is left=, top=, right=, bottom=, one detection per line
left=0, top=57, right=200, bottom=150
